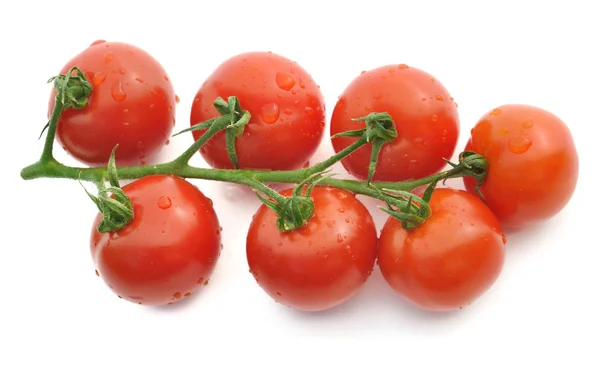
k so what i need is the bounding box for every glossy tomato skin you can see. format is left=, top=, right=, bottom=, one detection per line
left=50, top=41, right=176, bottom=167
left=90, top=175, right=221, bottom=306
left=463, top=104, right=579, bottom=229
left=190, top=51, right=326, bottom=170
left=330, top=65, right=459, bottom=182
left=246, top=186, right=378, bottom=311
left=378, top=188, right=505, bottom=311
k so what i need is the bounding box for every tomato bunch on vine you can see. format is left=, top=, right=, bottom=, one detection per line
left=21, top=40, right=579, bottom=312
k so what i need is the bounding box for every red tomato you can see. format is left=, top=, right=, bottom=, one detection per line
left=378, top=188, right=505, bottom=311
left=90, top=175, right=221, bottom=306
left=246, top=186, right=378, bottom=311
left=463, top=104, right=579, bottom=229
left=190, top=51, right=326, bottom=170
left=330, top=64, right=459, bottom=182
left=49, top=41, right=176, bottom=167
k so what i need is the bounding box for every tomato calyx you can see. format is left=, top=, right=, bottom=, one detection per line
left=252, top=171, right=331, bottom=232
left=173, top=96, right=250, bottom=168
left=80, top=145, right=134, bottom=233
left=445, top=151, right=489, bottom=200
left=331, top=112, right=398, bottom=183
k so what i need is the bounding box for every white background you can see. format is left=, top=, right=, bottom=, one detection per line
left=1, top=0, right=599, bottom=364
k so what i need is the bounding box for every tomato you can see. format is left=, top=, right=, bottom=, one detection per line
left=190, top=51, right=326, bottom=170
left=90, top=175, right=221, bottom=306
left=246, top=186, right=378, bottom=311
left=330, top=64, right=459, bottom=182
left=378, top=188, right=505, bottom=311
left=49, top=41, right=176, bottom=167
left=463, top=104, right=579, bottom=230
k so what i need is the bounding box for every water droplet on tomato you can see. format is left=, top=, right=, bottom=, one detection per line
left=260, top=103, right=280, bottom=124
left=345, top=244, right=351, bottom=250
left=207, top=198, right=213, bottom=206
left=299, top=78, right=305, bottom=89
left=95, top=270, right=99, bottom=276
left=173, top=292, right=182, bottom=300
left=161, top=228, right=166, bottom=233
left=409, top=159, right=418, bottom=168
left=319, top=121, right=325, bottom=128
left=90, top=40, right=106, bottom=46
left=284, top=108, right=292, bottom=115
left=111, top=81, right=126, bottom=101
left=92, top=72, right=106, bottom=86
left=324, top=254, right=329, bottom=260
left=345, top=218, right=350, bottom=223
left=275, top=72, right=296, bottom=91
left=149, top=104, right=155, bottom=108
left=291, top=89, right=297, bottom=95
left=337, top=234, right=344, bottom=243
left=168, top=105, right=173, bottom=111
left=499, top=127, right=508, bottom=135
left=502, top=234, right=507, bottom=244
left=398, top=64, right=409, bottom=69
left=521, top=118, right=534, bottom=129
left=302, top=161, right=310, bottom=168
left=118, top=67, right=126, bottom=75
left=203, top=280, right=209, bottom=286
left=387, top=67, right=395, bottom=73
left=360, top=70, right=367, bottom=75
left=104, top=53, right=113, bottom=63
left=491, top=108, right=502, bottom=116
left=432, top=114, right=439, bottom=122
left=135, top=77, right=144, bottom=83
left=304, top=106, right=314, bottom=115
left=157, top=196, right=172, bottom=209
left=276, top=291, right=282, bottom=296
left=278, top=242, right=283, bottom=247
left=165, top=139, right=170, bottom=145
left=421, top=97, right=427, bottom=101
left=175, top=95, right=180, bottom=104
left=509, top=134, right=532, bottom=154
left=164, top=75, right=170, bottom=82
left=435, top=95, right=444, bottom=101
left=338, top=208, right=345, bottom=213
left=197, top=277, right=204, bottom=284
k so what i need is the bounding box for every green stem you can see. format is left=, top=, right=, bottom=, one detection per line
left=307, top=135, right=368, bottom=174
left=40, top=95, right=64, bottom=163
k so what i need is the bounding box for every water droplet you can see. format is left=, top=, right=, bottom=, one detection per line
left=149, top=104, right=155, bottom=108
left=92, top=72, right=106, bottom=86
left=491, top=108, right=502, bottom=116
left=319, top=121, right=325, bottom=128
left=104, top=53, right=113, bottom=63
left=278, top=242, right=283, bottom=247
left=345, top=218, right=350, bottom=223
left=165, top=139, right=170, bottom=145
left=409, top=159, right=418, bottom=168
left=284, top=108, right=292, bottom=115
left=435, top=95, right=444, bottom=101
left=135, top=77, right=144, bottom=83
left=345, top=244, right=351, bottom=250
left=421, top=97, right=427, bottom=101
left=197, top=277, right=204, bottom=284
left=398, top=63, right=409, bottom=69
left=360, top=70, right=367, bottom=75
left=91, top=40, right=106, bottom=46
left=168, top=105, right=173, bottom=111
left=184, top=292, right=192, bottom=297
left=302, top=161, right=310, bottom=168
left=173, top=292, right=182, bottom=300
left=111, top=81, right=126, bottom=101
left=521, top=118, right=534, bottom=129
left=304, top=106, right=314, bottom=115
left=161, top=228, right=166, bottom=233
left=387, top=67, right=395, bottom=73
left=203, top=279, right=209, bottom=286
left=299, top=78, right=305, bottom=89
left=260, top=102, right=280, bottom=124
left=95, top=270, right=99, bottom=276
left=276, top=291, right=282, bottom=296
left=164, top=75, right=170, bottom=82
left=157, top=196, right=172, bottom=209
left=275, top=72, right=296, bottom=91
left=502, top=234, right=507, bottom=244
left=118, top=67, right=126, bottom=75
left=324, top=254, right=329, bottom=260
left=509, top=134, right=532, bottom=154
left=175, top=95, right=180, bottom=104
left=337, top=233, right=344, bottom=243
left=338, top=208, right=345, bottom=213
left=499, top=127, right=508, bottom=135
left=432, top=114, right=439, bottom=122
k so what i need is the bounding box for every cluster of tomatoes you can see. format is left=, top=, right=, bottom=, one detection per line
left=49, top=40, right=579, bottom=312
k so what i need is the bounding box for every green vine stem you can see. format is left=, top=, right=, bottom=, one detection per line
left=20, top=69, right=489, bottom=233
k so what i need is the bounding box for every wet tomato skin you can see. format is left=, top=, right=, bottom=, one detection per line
left=378, top=188, right=505, bottom=311
left=246, top=186, right=378, bottom=311
left=463, top=104, right=579, bottom=229
left=90, top=175, right=221, bottom=306
left=49, top=41, right=176, bottom=167
left=330, top=64, right=459, bottom=182
left=190, top=51, right=326, bottom=171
